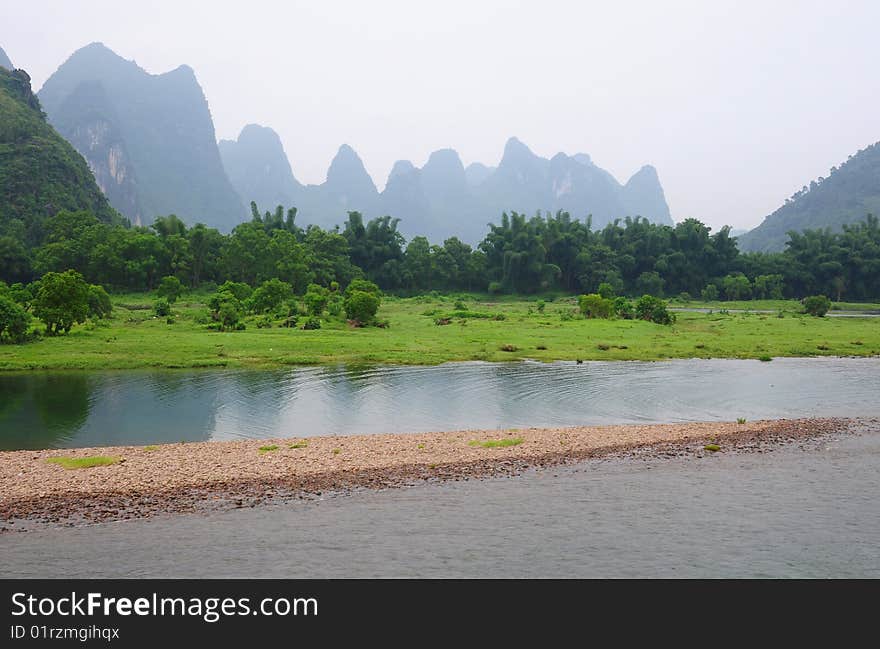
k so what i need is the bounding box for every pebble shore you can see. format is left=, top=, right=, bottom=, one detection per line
left=0, top=417, right=854, bottom=530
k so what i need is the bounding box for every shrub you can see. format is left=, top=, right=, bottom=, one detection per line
left=6, top=282, right=34, bottom=308
left=678, top=292, right=691, bottom=303
left=488, top=281, right=503, bottom=295
left=578, top=293, right=614, bottom=319
left=256, top=315, right=274, bottom=328
left=153, top=298, right=172, bottom=317
left=635, top=295, right=675, bottom=325
left=0, top=295, right=31, bottom=343
left=248, top=278, right=292, bottom=314
left=87, top=284, right=112, bottom=319
left=303, top=283, right=330, bottom=316
left=722, top=273, right=751, bottom=300
left=302, top=316, right=322, bottom=330
left=536, top=299, right=546, bottom=314
left=344, top=290, right=380, bottom=325
left=613, top=296, right=635, bottom=319
left=454, top=299, right=467, bottom=311
left=32, top=270, right=90, bottom=335
left=803, top=295, right=831, bottom=317
left=281, top=314, right=299, bottom=328
left=156, top=275, right=184, bottom=303
left=207, top=290, right=244, bottom=331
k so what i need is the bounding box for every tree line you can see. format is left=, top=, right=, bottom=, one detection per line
left=1, top=201, right=878, bottom=301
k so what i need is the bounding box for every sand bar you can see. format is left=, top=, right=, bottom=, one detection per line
left=0, top=417, right=854, bottom=529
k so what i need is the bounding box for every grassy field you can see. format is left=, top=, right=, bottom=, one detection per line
left=0, top=293, right=878, bottom=371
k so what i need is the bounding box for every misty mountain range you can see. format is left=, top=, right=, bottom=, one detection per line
left=22, top=42, right=673, bottom=242
left=3, top=41, right=875, bottom=250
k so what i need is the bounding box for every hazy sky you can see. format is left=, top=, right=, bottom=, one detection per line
left=3, top=0, right=879, bottom=230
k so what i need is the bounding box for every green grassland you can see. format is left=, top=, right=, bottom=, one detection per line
left=0, top=293, right=878, bottom=371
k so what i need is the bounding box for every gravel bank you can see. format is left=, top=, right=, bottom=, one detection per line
left=0, top=418, right=852, bottom=530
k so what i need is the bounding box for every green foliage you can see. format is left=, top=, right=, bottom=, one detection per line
left=217, top=280, right=252, bottom=302
left=468, top=437, right=524, bottom=448
left=303, top=283, right=330, bottom=316
left=536, top=299, right=546, bottom=314
left=0, top=68, right=120, bottom=265
left=344, top=278, right=381, bottom=298
left=635, top=295, right=675, bottom=325
left=722, top=273, right=752, bottom=300
left=327, top=294, right=344, bottom=317
left=207, top=290, right=244, bottom=331
left=597, top=282, right=616, bottom=300
left=248, top=278, right=292, bottom=314
left=301, top=316, right=322, bottom=330
left=156, top=275, right=184, bottom=303
left=32, top=269, right=90, bottom=334
left=153, top=298, right=172, bottom=317
left=87, top=284, right=112, bottom=319
left=701, top=284, right=719, bottom=301
left=0, top=294, right=31, bottom=342
left=344, top=290, right=380, bottom=325
left=578, top=293, right=614, bottom=319
left=613, top=296, right=635, bottom=319
left=803, top=295, right=832, bottom=317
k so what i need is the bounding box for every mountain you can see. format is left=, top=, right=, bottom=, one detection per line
left=38, top=42, right=244, bottom=230
left=739, top=142, right=880, bottom=252
left=219, top=124, right=302, bottom=212
left=0, top=67, right=119, bottom=241
left=0, top=46, right=13, bottom=70
left=225, top=134, right=673, bottom=244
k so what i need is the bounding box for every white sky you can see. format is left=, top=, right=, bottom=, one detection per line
left=2, top=0, right=879, bottom=230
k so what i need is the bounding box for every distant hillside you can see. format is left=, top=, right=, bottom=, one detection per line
left=0, top=67, right=119, bottom=247
left=0, top=46, right=13, bottom=70
left=739, top=142, right=880, bottom=252
left=219, top=124, right=302, bottom=211
left=39, top=43, right=244, bottom=230
left=221, top=130, right=673, bottom=243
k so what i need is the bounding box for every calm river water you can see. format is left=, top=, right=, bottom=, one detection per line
left=1, top=357, right=880, bottom=450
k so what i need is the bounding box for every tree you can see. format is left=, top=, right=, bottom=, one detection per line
left=156, top=275, right=184, bottom=303
left=721, top=273, right=751, bottom=300
left=344, top=290, right=380, bottom=325
left=701, top=284, right=719, bottom=301
left=803, top=295, right=831, bottom=317
left=303, top=283, right=330, bottom=316
left=578, top=293, right=614, bottom=319
left=208, top=290, right=244, bottom=330
left=248, top=278, right=292, bottom=314
left=87, top=284, right=112, bottom=318
left=32, top=270, right=90, bottom=334
left=597, top=282, right=616, bottom=300
left=0, top=295, right=30, bottom=342
left=636, top=295, right=675, bottom=325
left=635, top=271, right=665, bottom=297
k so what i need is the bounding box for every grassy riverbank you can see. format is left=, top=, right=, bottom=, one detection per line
left=1, top=293, right=878, bottom=371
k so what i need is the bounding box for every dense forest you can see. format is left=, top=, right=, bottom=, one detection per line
left=1, top=200, right=878, bottom=302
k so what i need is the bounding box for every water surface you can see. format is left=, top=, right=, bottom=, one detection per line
left=1, top=357, right=879, bottom=450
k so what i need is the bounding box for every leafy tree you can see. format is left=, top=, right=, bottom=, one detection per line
left=216, top=280, right=252, bottom=302
left=803, top=295, right=831, bottom=317
left=156, top=275, right=184, bottom=303
left=701, top=284, right=719, bottom=301
left=248, top=278, right=292, bottom=314
left=636, top=295, right=675, bottom=325
left=303, top=283, right=330, bottom=316
left=32, top=269, right=90, bottom=334
left=87, top=284, right=112, bottom=318
left=722, top=273, right=752, bottom=300
left=0, top=295, right=30, bottom=342
left=344, top=290, right=380, bottom=325
left=344, top=278, right=381, bottom=298
left=578, top=294, right=614, bottom=319
left=597, top=282, right=616, bottom=299
left=208, top=290, right=244, bottom=330
left=613, top=296, right=635, bottom=319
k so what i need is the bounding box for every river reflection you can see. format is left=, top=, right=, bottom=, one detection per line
left=1, top=357, right=879, bottom=450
